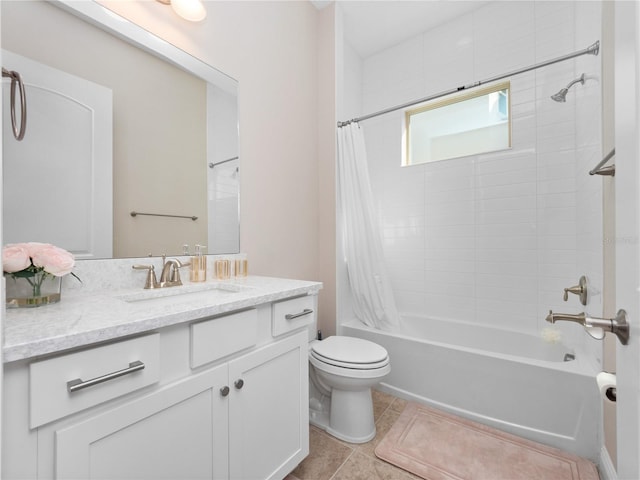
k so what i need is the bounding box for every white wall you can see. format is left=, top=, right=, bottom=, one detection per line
left=340, top=1, right=603, bottom=357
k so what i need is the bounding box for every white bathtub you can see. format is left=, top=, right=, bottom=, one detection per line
left=341, top=315, right=600, bottom=460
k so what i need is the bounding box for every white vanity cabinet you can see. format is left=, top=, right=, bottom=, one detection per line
left=54, top=361, right=230, bottom=480
left=2, top=293, right=317, bottom=480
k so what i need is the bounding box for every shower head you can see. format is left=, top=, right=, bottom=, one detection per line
left=551, top=88, right=569, bottom=102
left=551, top=73, right=586, bottom=102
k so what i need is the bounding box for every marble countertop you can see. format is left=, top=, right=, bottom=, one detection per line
left=3, top=275, right=322, bottom=363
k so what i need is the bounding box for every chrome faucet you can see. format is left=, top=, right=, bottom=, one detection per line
left=545, top=309, right=629, bottom=345
left=132, top=264, right=159, bottom=289
left=545, top=311, right=586, bottom=325
left=159, top=257, right=189, bottom=288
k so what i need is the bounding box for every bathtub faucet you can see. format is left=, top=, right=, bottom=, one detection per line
left=545, top=311, right=586, bottom=325
left=545, top=309, right=629, bottom=345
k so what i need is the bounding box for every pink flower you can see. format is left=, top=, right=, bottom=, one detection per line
left=27, top=242, right=75, bottom=277
left=2, top=244, right=31, bottom=273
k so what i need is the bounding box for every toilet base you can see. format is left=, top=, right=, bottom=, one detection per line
left=309, top=387, right=376, bottom=444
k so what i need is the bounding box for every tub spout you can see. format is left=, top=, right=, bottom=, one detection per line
left=545, top=310, right=586, bottom=325
left=545, top=309, right=629, bottom=345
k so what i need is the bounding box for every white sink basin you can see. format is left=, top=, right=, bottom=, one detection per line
left=116, top=282, right=248, bottom=304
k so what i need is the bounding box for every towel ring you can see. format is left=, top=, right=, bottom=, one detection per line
left=2, top=68, right=27, bottom=141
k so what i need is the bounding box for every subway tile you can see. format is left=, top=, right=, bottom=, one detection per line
left=477, top=194, right=537, bottom=213
left=539, top=262, right=578, bottom=279
left=475, top=185, right=536, bottom=204
left=476, top=259, right=537, bottom=277
left=424, top=278, right=475, bottom=297
left=475, top=298, right=539, bottom=319
left=476, top=272, right=538, bottom=289
left=476, top=283, right=536, bottom=303
left=394, top=291, right=427, bottom=313
left=422, top=293, right=476, bottom=320
left=425, top=258, right=475, bottom=274
left=476, top=169, right=536, bottom=188
left=426, top=270, right=475, bottom=286
left=475, top=151, right=536, bottom=173
left=537, top=176, right=576, bottom=195
left=475, top=247, right=537, bottom=264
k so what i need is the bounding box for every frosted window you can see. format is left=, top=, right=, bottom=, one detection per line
left=404, top=82, right=511, bottom=165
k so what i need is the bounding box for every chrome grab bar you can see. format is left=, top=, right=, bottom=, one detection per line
left=67, top=360, right=145, bottom=393
left=285, top=309, right=313, bottom=320
left=2, top=67, right=27, bottom=140
left=589, top=148, right=615, bottom=176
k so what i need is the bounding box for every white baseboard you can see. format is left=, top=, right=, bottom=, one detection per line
left=600, top=446, right=618, bottom=480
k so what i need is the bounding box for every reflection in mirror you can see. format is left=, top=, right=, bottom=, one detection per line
left=1, top=0, right=239, bottom=259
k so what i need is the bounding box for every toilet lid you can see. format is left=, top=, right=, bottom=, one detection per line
left=311, top=336, right=389, bottom=370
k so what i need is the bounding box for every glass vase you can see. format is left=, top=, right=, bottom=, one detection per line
left=5, top=271, right=62, bottom=308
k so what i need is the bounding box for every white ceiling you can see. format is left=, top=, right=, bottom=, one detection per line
left=312, top=1, right=488, bottom=58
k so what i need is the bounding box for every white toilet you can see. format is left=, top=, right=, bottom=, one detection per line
left=308, top=331, right=390, bottom=443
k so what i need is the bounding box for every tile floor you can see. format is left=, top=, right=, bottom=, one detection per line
left=287, top=390, right=421, bottom=480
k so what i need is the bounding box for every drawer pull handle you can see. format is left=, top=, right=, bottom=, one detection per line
left=285, top=309, right=313, bottom=320
left=67, top=361, right=145, bottom=393
left=234, top=379, right=244, bottom=389
left=220, top=386, right=230, bottom=397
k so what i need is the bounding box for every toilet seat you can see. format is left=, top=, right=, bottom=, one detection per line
left=310, top=336, right=389, bottom=370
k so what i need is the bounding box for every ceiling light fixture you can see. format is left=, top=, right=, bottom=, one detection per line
left=157, top=0, right=207, bottom=23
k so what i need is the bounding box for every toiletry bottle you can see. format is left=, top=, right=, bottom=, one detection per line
left=235, top=253, right=248, bottom=277
left=190, top=244, right=206, bottom=282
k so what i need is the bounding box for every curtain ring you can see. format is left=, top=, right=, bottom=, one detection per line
left=2, top=68, right=27, bottom=141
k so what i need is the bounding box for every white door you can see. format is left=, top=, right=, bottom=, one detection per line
left=2, top=49, right=112, bottom=259
left=614, top=2, right=640, bottom=478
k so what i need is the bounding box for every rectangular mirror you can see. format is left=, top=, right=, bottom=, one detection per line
left=1, top=0, right=239, bottom=259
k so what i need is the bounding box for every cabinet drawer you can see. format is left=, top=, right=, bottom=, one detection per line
left=30, top=333, right=160, bottom=428
left=190, top=308, right=258, bottom=368
left=272, top=295, right=316, bottom=337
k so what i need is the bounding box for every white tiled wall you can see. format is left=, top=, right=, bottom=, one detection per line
left=355, top=1, right=602, bottom=354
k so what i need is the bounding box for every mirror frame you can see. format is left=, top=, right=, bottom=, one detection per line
left=55, top=1, right=237, bottom=96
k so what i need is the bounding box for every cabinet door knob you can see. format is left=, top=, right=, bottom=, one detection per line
left=220, top=386, right=230, bottom=397
left=234, top=379, right=244, bottom=390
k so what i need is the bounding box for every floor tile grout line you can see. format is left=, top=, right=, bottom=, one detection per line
left=330, top=394, right=397, bottom=478
left=328, top=445, right=356, bottom=480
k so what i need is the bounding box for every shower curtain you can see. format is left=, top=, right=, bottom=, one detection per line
left=337, top=123, right=399, bottom=330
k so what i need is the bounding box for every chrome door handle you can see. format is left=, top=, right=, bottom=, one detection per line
left=285, top=309, right=313, bottom=320
left=67, top=361, right=145, bottom=393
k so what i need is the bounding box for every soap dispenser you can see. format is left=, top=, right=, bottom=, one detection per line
left=190, top=244, right=207, bottom=282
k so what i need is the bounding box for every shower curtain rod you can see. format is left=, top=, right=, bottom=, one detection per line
left=337, top=40, right=600, bottom=127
